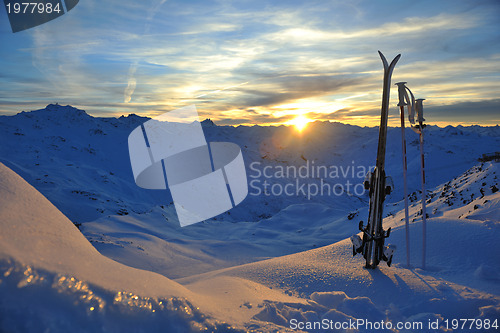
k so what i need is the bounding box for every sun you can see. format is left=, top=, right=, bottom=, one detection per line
left=289, top=115, right=311, bottom=132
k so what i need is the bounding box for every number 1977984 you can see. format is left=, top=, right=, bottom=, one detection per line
left=444, top=318, right=498, bottom=331
left=6, top=2, right=62, bottom=14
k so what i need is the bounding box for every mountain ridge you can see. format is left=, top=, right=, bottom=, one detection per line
left=1, top=104, right=499, bottom=224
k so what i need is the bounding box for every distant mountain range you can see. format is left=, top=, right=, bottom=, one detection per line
left=1, top=104, right=499, bottom=224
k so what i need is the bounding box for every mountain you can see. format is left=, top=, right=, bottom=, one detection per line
left=1, top=104, right=499, bottom=225
left=201, top=118, right=217, bottom=127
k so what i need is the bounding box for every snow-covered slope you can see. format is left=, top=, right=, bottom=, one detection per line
left=177, top=166, right=500, bottom=331
left=80, top=202, right=358, bottom=279
left=0, top=162, right=310, bottom=332
left=0, top=162, right=214, bottom=332
left=0, top=162, right=189, bottom=295
left=0, top=104, right=162, bottom=222
left=382, top=162, right=500, bottom=295
left=2, top=161, right=499, bottom=332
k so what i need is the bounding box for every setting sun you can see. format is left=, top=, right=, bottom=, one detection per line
left=289, top=115, right=311, bottom=132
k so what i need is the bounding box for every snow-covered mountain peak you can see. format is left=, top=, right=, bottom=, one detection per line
left=19, top=104, right=92, bottom=122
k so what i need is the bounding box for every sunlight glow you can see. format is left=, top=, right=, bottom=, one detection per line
left=289, top=115, right=311, bottom=132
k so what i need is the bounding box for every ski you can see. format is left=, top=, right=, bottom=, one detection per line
left=351, top=51, right=400, bottom=269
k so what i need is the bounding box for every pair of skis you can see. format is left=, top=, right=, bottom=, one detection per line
left=351, top=51, right=399, bottom=268
left=350, top=51, right=428, bottom=269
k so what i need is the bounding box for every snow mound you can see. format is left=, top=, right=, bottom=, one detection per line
left=0, top=162, right=245, bottom=332
left=0, top=162, right=187, bottom=295
left=179, top=233, right=499, bottom=332
left=0, top=163, right=318, bottom=332
left=0, top=261, right=238, bottom=333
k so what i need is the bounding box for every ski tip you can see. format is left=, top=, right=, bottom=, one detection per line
left=378, top=51, right=401, bottom=70
left=389, top=54, right=401, bottom=69
left=378, top=51, right=388, bottom=69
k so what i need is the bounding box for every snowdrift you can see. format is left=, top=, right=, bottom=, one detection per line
left=177, top=163, right=500, bottom=330
left=179, top=231, right=499, bottom=331
left=0, top=163, right=308, bottom=332
left=0, top=162, right=190, bottom=295
left=0, top=162, right=244, bottom=332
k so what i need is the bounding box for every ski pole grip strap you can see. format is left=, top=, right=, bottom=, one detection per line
left=405, top=87, right=416, bottom=124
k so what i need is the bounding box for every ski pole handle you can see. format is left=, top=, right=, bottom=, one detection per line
left=395, top=82, right=408, bottom=107
left=415, top=98, right=425, bottom=124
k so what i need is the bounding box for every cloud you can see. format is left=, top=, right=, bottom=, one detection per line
left=227, top=74, right=363, bottom=108
left=266, top=13, right=479, bottom=45
left=0, top=0, right=499, bottom=127
left=426, top=99, right=500, bottom=124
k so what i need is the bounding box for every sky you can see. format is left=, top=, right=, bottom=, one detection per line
left=0, top=0, right=499, bottom=127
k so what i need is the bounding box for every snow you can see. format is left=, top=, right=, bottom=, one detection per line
left=0, top=104, right=499, bottom=332
left=80, top=202, right=354, bottom=279
left=0, top=161, right=301, bottom=332
left=0, top=162, right=238, bottom=332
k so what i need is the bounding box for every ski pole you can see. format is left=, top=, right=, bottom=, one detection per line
left=415, top=98, right=427, bottom=269
left=395, top=82, right=411, bottom=268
